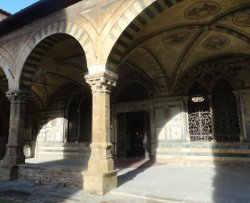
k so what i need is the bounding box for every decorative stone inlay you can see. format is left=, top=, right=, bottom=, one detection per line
left=233, top=11, right=250, bottom=27
left=162, top=31, right=190, bottom=45
left=85, top=72, right=118, bottom=94
left=6, top=90, right=31, bottom=103
left=185, top=1, right=220, bottom=20
left=203, top=35, right=230, bottom=50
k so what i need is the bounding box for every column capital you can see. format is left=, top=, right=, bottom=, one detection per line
left=6, top=90, right=31, bottom=103
left=85, top=71, right=118, bottom=94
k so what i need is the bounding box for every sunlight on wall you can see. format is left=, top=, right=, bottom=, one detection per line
left=44, top=117, right=65, bottom=142
left=155, top=98, right=186, bottom=142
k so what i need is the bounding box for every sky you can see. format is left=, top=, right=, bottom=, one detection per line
left=0, top=0, right=39, bottom=14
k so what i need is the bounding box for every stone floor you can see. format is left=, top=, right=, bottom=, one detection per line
left=0, top=158, right=250, bottom=203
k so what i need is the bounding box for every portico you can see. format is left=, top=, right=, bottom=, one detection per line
left=0, top=0, right=250, bottom=196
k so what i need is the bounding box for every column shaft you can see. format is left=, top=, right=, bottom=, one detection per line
left=83, top=72, right=118, bottom=195
left=0, top=90, right=30, bottom=180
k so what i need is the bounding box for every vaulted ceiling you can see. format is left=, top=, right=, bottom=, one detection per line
left=24, top=34, right=88, bottom=110
left=0, top=68, right=7, bottom=93
left=3, top=0, right=250, bottom=110
left=113, top=0, right=250, bottom=95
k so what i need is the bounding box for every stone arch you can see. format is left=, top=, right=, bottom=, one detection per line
left=211, top=75, right=239, bottom=91
left=0, top=51, right=14, bottom=89
left=16, top=21, right=95, bottom=89
left=105, top=0, right=184, bottom=71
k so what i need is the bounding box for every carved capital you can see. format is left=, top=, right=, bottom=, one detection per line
left=85, top=72, right=118, bottom=94
left=6, top=90, right=31, bottom=104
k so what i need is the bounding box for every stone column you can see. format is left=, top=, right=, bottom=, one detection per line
left=0, top=90, right=30, bottom=180
left=83, top=71, right=118, bottom=195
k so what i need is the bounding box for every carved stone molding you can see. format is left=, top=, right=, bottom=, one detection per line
left=185, top=1, right=220, bottom=20
left=162, top=31, right=190, bottom=45
left=233, top=11, right=250, bottom=27
left=6, top=90, right=31, bottom=104
left=85, top=72, right=118, bottom=94
left=203, top=35, right=230, bottom=50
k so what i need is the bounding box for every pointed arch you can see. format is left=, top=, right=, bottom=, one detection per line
left=212, top=79, right=240, bottom=142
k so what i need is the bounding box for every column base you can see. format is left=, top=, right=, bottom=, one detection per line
left=83, top=169, right=118, bottom=195
left=0, top=164, right=18, bottom=181
left=3, top=155, right=25, bottom=166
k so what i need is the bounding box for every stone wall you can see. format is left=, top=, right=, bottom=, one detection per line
left=112, top=95, right=250, bottom=165
left=153, top=97, right=187, bottom=159
left=35, top=110, right=90, bottom=160
left=18, top=164, right=84, bottom=188
left=112, top=97, right=187, bottom=158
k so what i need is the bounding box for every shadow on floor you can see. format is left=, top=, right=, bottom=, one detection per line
left=115, top=158, right=158, bottom=186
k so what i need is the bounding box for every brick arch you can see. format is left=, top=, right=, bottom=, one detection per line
left=17, top=21, right=95, bottom=90
left=0, top=51, right=14, bottom=89
left=105, top=0, right=183, bottom=71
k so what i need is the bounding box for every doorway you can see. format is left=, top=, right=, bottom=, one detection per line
left=117, top=111, right=150, bottom=159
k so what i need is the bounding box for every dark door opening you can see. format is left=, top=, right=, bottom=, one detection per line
left=117, top=111, right=150, bottom=159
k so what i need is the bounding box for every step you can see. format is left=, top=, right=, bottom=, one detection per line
left=36, top=142, right=90, bottom=160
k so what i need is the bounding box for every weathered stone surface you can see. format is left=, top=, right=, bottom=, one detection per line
left=83, top=71, right=118, bottom=195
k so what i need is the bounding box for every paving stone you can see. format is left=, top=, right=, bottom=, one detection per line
left=1, top=164, right=250, bottom=203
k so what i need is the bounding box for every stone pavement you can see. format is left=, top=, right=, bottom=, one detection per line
left=1, top=159, right=250, bottom=203
left=112, top=162, right=250, bottom=203
left=0, top=179, right=149, bottom=203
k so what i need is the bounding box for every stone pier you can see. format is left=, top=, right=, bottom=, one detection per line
left=83, top=71, right=118, bottom=195
left=0, top=90, right=30, bottom=181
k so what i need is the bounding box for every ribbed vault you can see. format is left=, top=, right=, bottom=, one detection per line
left=20, top=34, right=88, bottom=111
left=107, top=0, right=250, bottom=95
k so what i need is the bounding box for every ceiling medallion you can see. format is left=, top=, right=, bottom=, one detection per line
left=185, top=1, right=220, bottom=20
left=203, top=35, right=230, bottom=50
left=162, top=31, right=190, bottom=45
left=233, top=12, right=250, bottom=27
